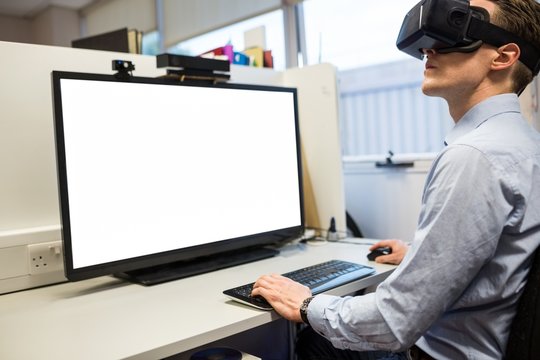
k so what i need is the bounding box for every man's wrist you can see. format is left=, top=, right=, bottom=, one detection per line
left=299, top=296, right=314, bottom=325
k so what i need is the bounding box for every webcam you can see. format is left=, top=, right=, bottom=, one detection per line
left=112, top=60, right=135, bottom=80
left=112, top=59, right=135, bottom=72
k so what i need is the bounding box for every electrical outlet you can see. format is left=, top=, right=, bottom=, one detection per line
left=28, top=241, right=63, bottom=275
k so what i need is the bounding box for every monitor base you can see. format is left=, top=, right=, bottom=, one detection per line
left=114, top=247, right=279, bottom=286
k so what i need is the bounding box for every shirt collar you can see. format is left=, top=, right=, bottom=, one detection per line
left=444, top=93, right=521, bottom=145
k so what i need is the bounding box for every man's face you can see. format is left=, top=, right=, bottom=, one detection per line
left=421, top=47, right=494, bottom=98
left=421, top=0, right=499, bottom=100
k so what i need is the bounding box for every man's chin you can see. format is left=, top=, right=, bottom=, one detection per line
left=421, top=82, right=442, bottom=97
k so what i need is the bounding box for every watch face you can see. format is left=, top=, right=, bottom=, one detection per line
left=300, top=296, right=313, bottom=324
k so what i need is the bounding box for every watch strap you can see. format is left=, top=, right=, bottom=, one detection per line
left=300, top=296, right=314, bottom=326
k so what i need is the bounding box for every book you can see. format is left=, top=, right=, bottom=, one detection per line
left=263, top=50, right=273, bottom=68
left=199, top=44, right=234, bottom=63
left=243, top=47, right=264, bottom=67
left=233, top=52, right=249, bottom=65
left=72, top=28, right=142, bottom=54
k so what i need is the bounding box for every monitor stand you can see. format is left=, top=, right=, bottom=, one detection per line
left=114, top=246, right=279, bottom=286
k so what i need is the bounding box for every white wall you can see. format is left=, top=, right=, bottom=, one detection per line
left=0, top=15, right=32, bottom=43
left=343, top=159, right=431, bottom=242
left=0, top=7, right=80, bottom=47
left=32, top=6, right=80, bottom=47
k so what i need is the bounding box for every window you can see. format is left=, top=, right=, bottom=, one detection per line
left=167, top=10, right=286, bottom=71
left=303, top=0, right=453, bottom=156
left=303, top=0, right=417, bottom=70
left=142, top=30, right=160, bottom=55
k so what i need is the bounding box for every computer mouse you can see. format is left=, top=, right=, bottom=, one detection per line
left=367, top=247, right=392, bottom=261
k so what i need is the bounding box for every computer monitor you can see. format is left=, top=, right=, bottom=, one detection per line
left=51, top=71, right=304, bottom=284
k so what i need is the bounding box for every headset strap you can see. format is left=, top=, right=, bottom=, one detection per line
left=468, top=17, right=540, bottom=76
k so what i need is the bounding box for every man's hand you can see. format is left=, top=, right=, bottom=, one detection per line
left=251, top=274, right=312, bottom=322
left=369, top=239, right=409, bottom=265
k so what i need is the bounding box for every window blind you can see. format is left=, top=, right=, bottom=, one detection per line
left=162, top=0, right=281, bottom=48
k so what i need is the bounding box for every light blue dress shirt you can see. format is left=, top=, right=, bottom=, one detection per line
left=308, top=93, right=540, bottom=359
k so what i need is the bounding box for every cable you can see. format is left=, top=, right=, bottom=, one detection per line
left=306, top=226, right=351, bottom=240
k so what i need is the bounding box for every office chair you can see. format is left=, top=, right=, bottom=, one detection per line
left=346, top=211, right=364, bottom=238
left=505, top=248, right=540, bottom=359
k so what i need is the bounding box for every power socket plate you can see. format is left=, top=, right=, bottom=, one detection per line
left=28, top=241, right=63, bottom=275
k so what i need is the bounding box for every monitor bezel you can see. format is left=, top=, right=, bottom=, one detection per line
left=51, top=70, right=305, bottom=282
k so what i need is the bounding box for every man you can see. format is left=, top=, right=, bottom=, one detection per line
left=251, top=0, right=540, bottom=359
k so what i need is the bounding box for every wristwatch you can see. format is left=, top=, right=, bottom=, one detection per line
left=300, top=296, right=314, bottom=326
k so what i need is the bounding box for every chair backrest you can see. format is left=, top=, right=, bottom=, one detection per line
left=505, top=248, right=540, bottom=359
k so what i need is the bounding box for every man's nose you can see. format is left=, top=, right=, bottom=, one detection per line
left=422, top=48, right=437, bottom=56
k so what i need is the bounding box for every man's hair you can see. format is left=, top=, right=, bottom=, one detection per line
left=488, top=0, right=540, bottom=93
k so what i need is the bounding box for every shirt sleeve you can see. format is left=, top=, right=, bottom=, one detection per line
left=306, top=144, right=515, bottom=351
left=308, top=293, right=404, bottom=351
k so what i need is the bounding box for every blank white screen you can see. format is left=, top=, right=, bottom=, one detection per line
left=59, top=79, right=302, bottom=269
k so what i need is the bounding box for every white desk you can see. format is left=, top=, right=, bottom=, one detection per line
left=0, top=239, right=395, bottom=360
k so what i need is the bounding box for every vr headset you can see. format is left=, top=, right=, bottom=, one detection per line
left=396, top=0, right=540, bottom=76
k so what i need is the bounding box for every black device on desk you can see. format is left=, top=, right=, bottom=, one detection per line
left=367, top=247, right=392, bottom=261
left=224, top=259, right=375, bottom=310
left=51, top=70, right=303, bottom=284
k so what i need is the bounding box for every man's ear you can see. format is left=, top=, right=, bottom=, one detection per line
left=491, top=43, right=521, bottom=71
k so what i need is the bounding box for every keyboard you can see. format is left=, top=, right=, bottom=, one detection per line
left=223, top=259, right=375, bottom=310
